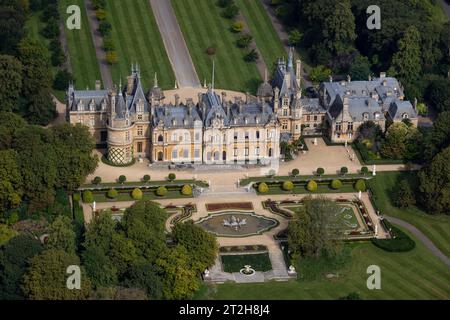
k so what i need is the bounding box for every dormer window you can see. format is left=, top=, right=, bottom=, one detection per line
left=363, top=113, right=369, bottom=120
left=77, top=100, right=84, bottom=111
left=89, top=100, right=95, bottom=111
left=255, top=117, right=260, bottom=124
left=374, top=112, right=380, bottom=120
left=402, top=113, right=409, bottom=119
left=101, top=99, right=107, bottom=111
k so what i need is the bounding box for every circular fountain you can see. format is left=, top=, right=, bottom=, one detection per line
left=239, top=265, right=256, bottom=276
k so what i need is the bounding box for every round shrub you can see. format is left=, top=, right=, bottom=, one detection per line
left=131, top=188, right=143, bottom=200
left=205, top=46, right=216, bottom=56
left=361, top=166, right=369, bottom=175
left=156, top=186, right=168, bottom=197
left=291, top=169, right=299, bottom=177
left=107, top=188, right=118, bottom=199
left=82, top=190, right=94, bottom=203
left=258, top=182, right=269, bottom=193
left=355, top=179, right=366, bottom=192
left=73, top=193, right=81, bottom=202
left=143, top=174, right=151, bottom=183
left=316, top=167, right=325, bottom=176
left=372, top=221, right=415, bottom=252
left=93, top=176, right=102, bottom=185
left=307, top=180, right=318, bottom=192
left=331, top=179, right=342, bottom=190
left=340, top=167, right=348, bottom=175
left=282, top=181, right=294, bottom=191
left=231, top=21, right=244, bottom=33
left=181, top=185, right=193, bottom=196
left=168, top=173, right=176, bottom=181
left=118, top=175, right=126, bottom=184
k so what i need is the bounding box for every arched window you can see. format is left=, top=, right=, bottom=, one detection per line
left=158, top=135, right=164, bottom=142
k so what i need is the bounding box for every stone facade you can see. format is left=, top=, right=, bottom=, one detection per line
left=67, top=50, right=418, bottom=165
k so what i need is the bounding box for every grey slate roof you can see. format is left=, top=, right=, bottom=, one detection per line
left=388, top=101, right=417, bottom=120
left=70, top=90, right=108, bottom=111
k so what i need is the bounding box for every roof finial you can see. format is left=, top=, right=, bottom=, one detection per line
left=212, top=60, right=215, bottom=92
left=264, top=68, right=268, bottom=83
left=288, top=47, right=294, bottom=70
left=203, top=78, right=207, bottom=88
left=154, top=72, right=158, bottom=88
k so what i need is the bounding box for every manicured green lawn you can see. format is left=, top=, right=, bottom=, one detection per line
left=105, top=0, right=175, bottom=90
left=171, top=0, right=261, bottom=93
left=90, top=189, right=192, bottom=203
left=369, top=171, right=450, bottom=257
left=221, top=253, right=272, bottom=273
left=240, top=174, right=369, bottom=186
left=236, top=0, right=286, bottom=71
left=60, top=0, right=102, bottom=90
left=200, top=234, right=450, bottom=300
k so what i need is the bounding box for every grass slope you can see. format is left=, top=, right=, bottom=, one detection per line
left=60, top=0, right=102, bottom=90
left=171, top=0, right=261, bottom=93
left=201, top=237, right=450, bottom=300
left=236, top=0, right=286, bottom=71
left=369, top=171, right=450, bottom=257
left=105, top=0, right=175, bottom=90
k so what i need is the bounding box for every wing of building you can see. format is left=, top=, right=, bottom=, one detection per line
left=67, top=51, right=418, bottom=166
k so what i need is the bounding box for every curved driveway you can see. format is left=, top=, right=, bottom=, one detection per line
left=385, top=215, right=450, bottom=267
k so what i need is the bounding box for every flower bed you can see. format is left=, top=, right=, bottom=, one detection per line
left=206, top=202, right=254, bottom=212
left=219, top=245, right=268, bottom=254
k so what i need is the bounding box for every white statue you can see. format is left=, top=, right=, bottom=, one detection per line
left=93, top=201, right=96, bottom=212
left=374, top=224, right=378, bottom=237
left=372, top=164, right=377, bottom=176
left=358, top=190, right=362, bottom=200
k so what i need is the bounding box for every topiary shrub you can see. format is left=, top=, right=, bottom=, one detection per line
left=291, top=169, right=299, bottom=177
left=340, top=167, right=348, bottom=176
left=231, top=21, right=244, bottom=33
left=181, top=185, right=193, bottom=196
left=372, top=221, right=415, bottom=252
left=282, top=181, right=294, bottom=191
left=331, top=179, right=342, bottom=190
left=168, top=173, right=176, bottom=181
left=118, top=175, right=126, bottom=184
left=82, top=191, right=94, bottom=203
left=355, top=179, right=366, bottom=192
left=73, top=193, right=81, bottom=202
left=316, top=167, right=325, bottom=176
left=307, top=180, right=318, bottom=192
left=361, top=166, right=369, bottom=175
left=143, top=175, right=150, bottom=183
left=258, top=182, right=269, bottom=193
left=92, top=176, right=102, bottom=185
left=107, top=188, right=118, bottom=199
left=131, top=188, right=143, bottom=200
left=156, top=186, right=168, bottom=197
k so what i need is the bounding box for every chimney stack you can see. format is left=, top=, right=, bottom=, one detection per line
left=95, top=80, right=101, bottom=90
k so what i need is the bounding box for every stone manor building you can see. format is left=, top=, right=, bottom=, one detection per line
left=67, top=49, right=417, bottom=166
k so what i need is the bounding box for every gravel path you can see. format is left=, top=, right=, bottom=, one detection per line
left=149, top=0, right=201, bottom=88
left=384, top=215, right=450, bottom=267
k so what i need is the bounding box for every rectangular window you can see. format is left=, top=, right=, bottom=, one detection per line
left=137, top=142, right=143, bottom=153
left=195, top=133, right=200, bottom=141
left=255, top=147, right=260, bottom=156
left=172, top=133, right=177, bottom=142
left=90, top=116, right=95, bottom=127
left=234, top=149, right=238, bottom=156
left=126, top=132, right=130, bottom=142
left=314, top=115, right=318, bottom=121
left=194, top=149, right=200, bottom=158
left=183, top=149, right=189, bottom=158
left=234, top=133, right=238, bottom=140
left=137, top=114, right=143, bottom=121
left=245, top=148, right=249, bottom=156
left=256, top=131, right=260, bottom=139
left=137, top=126, right=143, bottom=136
left=307, top=115, right=310, bottom=121
left=172, top=150, right=178, bottom=159
left=245, top=132, right=249, bottom=139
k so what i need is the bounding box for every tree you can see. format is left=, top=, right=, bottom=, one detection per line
left=218, top=0, right=233, bottom=8
left=237, top=34, right=253, bottom=48
left=288, top=197, right=341, bottom=258
left=361, top=167, right=369, bottom=175
left=0, top=112, right=27, bottom=149
left=0, top=4, right=26, bottom=54
left=418, top=147, right=450, bottom=215
left=316, top=167, right=325, bottom=176
left=0, top=55, right=22, bottom=112
left=168, top=173, right=176, bottom=181
left=309, top=65, right=332, bottom=84
left=321, top=0, right=356, bottom=54
left=426, top=80, right=450, bottom=114
left=389, top=26, right=421, bottom=82
left=291, top=168, right=299, bottom=177
left=340, top=167, right=348, bottom=175
left=331, top=179, right=342, bottom=190
left=283, top=180, right=294, bottom=191
left=349, top=55, right=371, bottom=81
left=181, top=185, right=192, bottom=196
left=46, top=216, right=77, bottom=254
left=0, top=235, right=43, bottom=300
left=108, top=233, right=138, bottom=276
left=132, top=188, right=143, bottom=200
left=121, top=201, right=167, bottom=262
left=307, top=180, right=318, bottom=192
left=244, top=49, right=259, bottom=62
left=93, top=176, right=102, bottom=185
left=23, top=249, right=91, bottom=300
left=143, top=174, right=150, bottom=183
left=107, top=188, right=118, bottom=199
left=118, top=175, right=126, bottom=184
left=223, top=4, right=239, bottom=19
left=381, top=122, right=416, bottom=159
left=123, top=263, right=163, bottom=300
left=258, top=182, right=269, bottom=193
left=156, top=245, right=200, bottom=300
left=354, top=179, right=366, bottom=192
left=82, top=245, right=118, bottom=289
left=83, top=190, right=94, bottom=203
left=53, top=69, right=73, bottom=91
left=156, top=186, right=168, bottom=197
left=98, top=20, right=112, bottom=36
left=83, top=210, right=116, bottom=253
left=25, top=90, right=56, bottom=125
left=0, top=149, right=22, bottom=212
left=288, top=29, right=303, bottom=47
left=394, top=179, right=416, bottom=208
left=171, top=221, right=218, bottom=274
left=106, top=51, right=118, bottom=65
left=231, top=21, right=244, bottom=33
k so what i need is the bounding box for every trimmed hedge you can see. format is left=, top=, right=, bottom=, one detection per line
left=156, top=186, right=168, bottom=197
left=258, top=182, right=269, bottom=193
left=107, top=188, right=118, bottom=199
left=131, top=188, right=143, bottom=200
left=282, top=181, right=294, bottom=191
left=307, top=180, right=318, bottom=192
left=372, top=221, right=415, bottom=252
left=355, top=179, right=367, bottom=192
left=181, top=185, right=193, bottom=196
left=82, top=190, right=94, bottom=203
left=331, top=179, right=342, bottom=190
